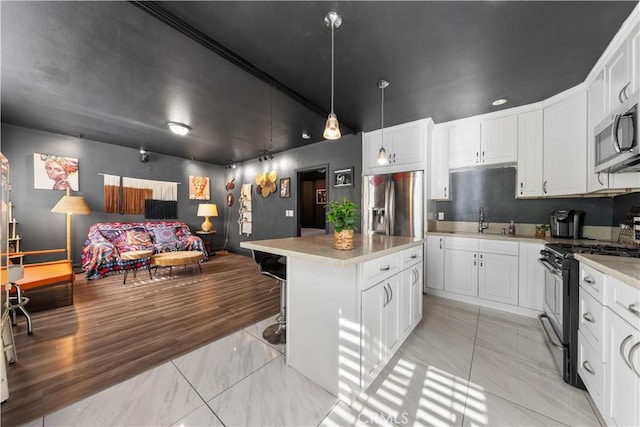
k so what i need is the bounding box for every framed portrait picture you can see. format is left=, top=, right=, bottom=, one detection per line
left=34, top=153, right=79, bottom=191
left=333, top=167, right=353, bottom=188
left=189, top=175, right=210, bottom=200
left=316, top=189, right=327, bottom=205
left=280, top=177, right=291, bottom=198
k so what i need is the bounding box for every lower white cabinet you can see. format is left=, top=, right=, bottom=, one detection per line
left=426, top=236, right=444, bottom=291
left=401, top=264, right=423, bottom=336
left=443, top=237, right=519, bottom=304
left=605, top=308, right=640, bottom=427
left=518, top=242, right=545, bottom=310
left=362, top=276, right=400, bottom=387
left=444, top=248, right=478, bottom=296
left=478, top=252, right=518, bottom=305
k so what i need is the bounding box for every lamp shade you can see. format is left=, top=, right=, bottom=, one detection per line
left=323, top=113, right=341, bottom=140
left=197, top=203, right=218, bottom=217
left=51, top=196, right=91, bottom=215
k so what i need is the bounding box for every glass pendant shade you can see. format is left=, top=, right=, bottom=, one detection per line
left=323, top=113, right=341, bottom=140
left=377, top=146, right=387, bottom=165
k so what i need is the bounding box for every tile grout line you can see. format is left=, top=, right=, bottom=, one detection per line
left=460, top=306, right=481, bottom=427
left=169, top=359, right=227, bottom=427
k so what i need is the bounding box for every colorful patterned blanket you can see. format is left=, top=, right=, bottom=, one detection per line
left=81, top=221, right=208, bottom=280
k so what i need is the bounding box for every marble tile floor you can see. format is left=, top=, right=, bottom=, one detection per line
left=20, top=295, right=602, bottom=427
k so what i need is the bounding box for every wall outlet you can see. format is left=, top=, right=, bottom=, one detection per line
left=285, top=210, right=294, bottom=217
left=437, top=212, right=445, bottom=220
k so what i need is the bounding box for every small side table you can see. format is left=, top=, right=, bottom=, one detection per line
left=196, top=230, right=216, bottom=257
left=120, top=250, right=153, bottom=284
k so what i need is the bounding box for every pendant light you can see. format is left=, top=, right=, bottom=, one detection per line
left=377, top=79, right=389, bottom=165
left=323, top=11, right=342, bottom=140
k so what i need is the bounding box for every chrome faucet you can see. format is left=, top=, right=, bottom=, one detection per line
left=478, top=207, right=489, bottom=233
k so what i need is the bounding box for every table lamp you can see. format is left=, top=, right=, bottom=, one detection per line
left=197, top=203, right=218, bottom=232
left=51, top=189, right=91, bottom=261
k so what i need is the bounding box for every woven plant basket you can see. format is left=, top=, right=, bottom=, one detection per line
left=334, top=229, right=354, bottom=250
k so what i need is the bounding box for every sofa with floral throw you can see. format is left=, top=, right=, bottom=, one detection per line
left=81, top=221, right=208, bottom=280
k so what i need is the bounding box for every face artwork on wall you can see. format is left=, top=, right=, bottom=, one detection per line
left=34, top=153, right=79, bottom=191
left=189, top=175, right=210, bottom=200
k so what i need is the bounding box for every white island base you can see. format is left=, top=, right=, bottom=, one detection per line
left=241, top=234, right=425, bottom=404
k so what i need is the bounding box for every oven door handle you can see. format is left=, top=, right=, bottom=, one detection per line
left=538, top=258, right=563, bottom=279
left=538, top=313, right=564, bottom=349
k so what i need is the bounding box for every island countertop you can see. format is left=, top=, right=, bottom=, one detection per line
left=240, top=234, right=423, bottom=266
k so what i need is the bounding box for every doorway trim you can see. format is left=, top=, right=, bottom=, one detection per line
left=295, top=164, right=329, bottom=237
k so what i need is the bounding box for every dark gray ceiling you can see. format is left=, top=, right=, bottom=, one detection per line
left=1, top=1, right=636, bottom=165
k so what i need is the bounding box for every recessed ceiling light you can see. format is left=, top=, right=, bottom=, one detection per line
left=492, top=98, right=508, bottom=106
left=166, top=121, right=191, bottom=136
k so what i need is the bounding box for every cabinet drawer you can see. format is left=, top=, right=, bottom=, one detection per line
left=579, top=288, right=605, bottom=360
left=444, top=237, right=478, bottom=252
left=402, top=245, right=423, bottom=268
left=362, top=252, right=402, bottom=290
left=606, top=275, right=640, bottom=330
left=578, top=330, right=604, bottom=411
left=478, top=239, right=519, bottom=256
left=580, top=263, right=605, bottom=304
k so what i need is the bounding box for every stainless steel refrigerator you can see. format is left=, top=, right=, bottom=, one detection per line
left=363, top=171, right=424, bottom=237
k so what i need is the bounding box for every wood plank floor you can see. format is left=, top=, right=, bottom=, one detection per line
left=1, top=253, right=280, bottom=427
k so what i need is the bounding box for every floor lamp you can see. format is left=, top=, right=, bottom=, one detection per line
left=51, top=189, right=91, bottom=262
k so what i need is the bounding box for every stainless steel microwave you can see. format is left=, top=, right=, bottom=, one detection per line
left=594, top=92, right=639, bottom=174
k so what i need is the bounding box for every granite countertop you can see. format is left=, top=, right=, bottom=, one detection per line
left=574, top=253, right=640, bottom=290
left=240, top=234, right=423, bottom=266
left=426, top=231, right=616, bottom=246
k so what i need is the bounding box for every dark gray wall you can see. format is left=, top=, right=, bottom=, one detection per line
left=1, top=123, right=224, bottom=265
left=435, top=167, right=639, bottom=226
left=223, top=133, right=362, bottom=256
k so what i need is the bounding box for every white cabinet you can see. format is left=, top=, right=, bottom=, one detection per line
left=587, top=71, right=610, bottom=192
left=443, top=237, right=520, bottom=305
left=542, top=90, right=587, bottom=196
left=518, top=242, right=544, bottom=311
left=400, top=247, right=423, bottom=337
left=361, top=274, right=400, bottom=389
left=480, top=115, right=518, bottom=165
left=605, top=308, right=640, bottom=427
left=630, top=22, right=640, bottom=95
left=430, top=126, right=450, bottom=200
left=363, top=119, right=427, bottom=175
left=606, top=41, right=632, bottom=113
left=448, top=116, right=517, bottom=170
left=444, top=248, right=478, bottom=296
left=516, top=110, right=544, bottom=198
left=425, top=235, right=444, bottom=291
left=448, top=122, right=480, bottom=169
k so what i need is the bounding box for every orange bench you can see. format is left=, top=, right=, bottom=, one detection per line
left=1, top=250, right=73, bottom=334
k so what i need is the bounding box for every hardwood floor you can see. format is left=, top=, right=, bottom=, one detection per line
left=1, top=253, right=280, bottom=427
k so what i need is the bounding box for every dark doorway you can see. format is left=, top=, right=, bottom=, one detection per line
left=296, top=165, right=328, bottom=237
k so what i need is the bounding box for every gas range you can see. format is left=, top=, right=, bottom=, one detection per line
left=545, top=242, right=640, bottom=260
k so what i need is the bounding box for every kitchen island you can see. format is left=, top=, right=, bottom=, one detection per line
left=241, top=234, right=424, bottom=403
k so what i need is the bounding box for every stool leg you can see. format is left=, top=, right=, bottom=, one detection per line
left=263, top=280, right=286, bottom=345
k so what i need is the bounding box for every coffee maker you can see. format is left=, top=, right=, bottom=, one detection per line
left=550, top=210, right=585, bottom=239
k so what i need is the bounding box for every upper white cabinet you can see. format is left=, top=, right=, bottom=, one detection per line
left=542, top=90, right=587, bottom=196
left=606, top=42, right=632, bottom=112
left=430, top=126, right=450, bottom=200
left=448, top=122, right=480, bottom=169
left=587, top=71, right=610, bottom=192
left=631, top=22, right=640, bottom=95
left=481, top=115, right=518, bottom=165
left=363, top=119, right=428, bottom=175
left=448, top=116, right=517, bottom=170
left=516, top=110, right=544, bottom=198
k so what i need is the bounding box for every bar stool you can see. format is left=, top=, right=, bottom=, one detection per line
left=252, top=250, right=286, bottom=345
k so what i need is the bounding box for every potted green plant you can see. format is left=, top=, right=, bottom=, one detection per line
left=326, top=196, right=359, bottom=250
left=535, top=224, right=550, bottom=238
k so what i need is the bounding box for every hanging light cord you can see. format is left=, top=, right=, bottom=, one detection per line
left=330, top=21, right=335, bottom=114
left=381, top=84, right=385, bottom=149
left=270, top=85, right=273, bottom=143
